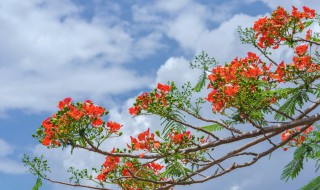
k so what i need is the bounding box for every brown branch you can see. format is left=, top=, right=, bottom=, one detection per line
left=297, top=98, right=320, bottom=119
left=156, top=124, right=311, bottom=189
left=268, top=105, right=294, bottom=120
left=244, top=114, right=276, bottom=147
left=169, top=116, right=220, bottom=140
left=181, top=111, right=320, bottom=154
left=43, top=177, right=111, bottom=190
left=72, top=111, right=320, bottom=162
left=294, top=38, right=320, bottom=46
left=254, top=44, right=278, bottom=66
left=181, top=107, right=243, bottom=134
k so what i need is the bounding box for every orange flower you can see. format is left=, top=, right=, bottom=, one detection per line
left=42, top=136, right=51, bottom=146
left=92, top=117, right=103, bottom=127
left=58, top=97, right=72, bottom=110
left=306, top=29, right=312, bottom=40
left=42, top=117, right=53, bottom=129
left=157, top=83, right=172, bottom=93
left=96, top=173, right=107, bottom=181
left=146, top=162, right=164, bottom=172
left=106, top=120, right=122, bottom=132
left=153, top=141, right=161, bottom=149
left=139, top=153, right=145, bottom=158
left=294, top=44, right=308, bottom=56
left=169, top=131, right=191, bottom=144
left=129, top=106, right=141, bottom=115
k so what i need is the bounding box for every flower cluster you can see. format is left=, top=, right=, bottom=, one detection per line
left=129, top=83, right=172, bottom=116
left=291, top=44, right=319, bottom=72
left=40, top=98, right=119, bottom=147
left=41, top=117, right=61, bottom=146
left=168, top=131, right=191, bottom=144
left=107, top=121, right=123, bottom=133
left=146, top=162, right=164, bottom=172
left=253, top=6, right=315, bottom=49
left=120, top=160, right=165, bottom=190
left=97, top=150, right=165, bottom=189
left=206, top=52, right=276, bottom=112
left=128, top=128, right=161, bottom=158
left=59, top=98, right=106, bottom=127
left=268, top=44, right=319, bottom=83
left=96, top=148, right=120, bottom=181
left=281, top=126, right=313, bottom=151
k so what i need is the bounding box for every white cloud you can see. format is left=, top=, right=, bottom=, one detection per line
left=0, top=139, right=13, bottom=157
left=0, top=0, right=165, bottom=114
left=132, top=1, right=260, bottom=62
left=231, top=186, right=240, bottom=190
left=154, top=56, right=201, bottom=87
left=0, top=139, right=25, bottom=174
left=247, top=0, right=320, bottom=11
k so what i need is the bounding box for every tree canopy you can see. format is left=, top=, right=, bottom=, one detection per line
left=24, top=5, right=320, bottom=190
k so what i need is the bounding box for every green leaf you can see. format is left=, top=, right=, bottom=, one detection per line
left=193, top=71, right=206, bottom=92
left=32, top=178, right=42, bottom=190
left=281, top=156, right=304, bottom=181
left=201, top=124, right=224, bottom=132
left=162, top=161, right=190, bottom=178
left=275, top=90, right=308, bottom=121
left=294, top=145, right=308, bottom=158
left=304, top=20, right=314, bottom=28
left=299, top=176, right=320, bottom=190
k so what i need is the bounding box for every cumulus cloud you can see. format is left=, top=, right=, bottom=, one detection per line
left=0, top=139, right=25, bottom=174
left=0, top=0, right=164, bottom=114
left=154, top=56, right=200, bottom=86
left=247, top=0, right=320, bottom=10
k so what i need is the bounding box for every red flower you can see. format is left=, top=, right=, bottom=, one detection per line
left=106, top=121, right=122, bottom=132
left=42, top=136, right=51, bottom=146
left=139, top=153, right=145, bottom=158
left=96, top=173, right=106, bottom=181
left=303, top=6, right=315, bottom=18
left=146, top=162, right=164, bottom=172
left=129, top=106, right=141, bottom=116
left=42, top=117, right=53, bottom=129
left=223, top=84, right=240, bottom=97
left=169, top=131, right=191, bottom=144
left=122, top=162, right=135, bottom=176
left=92, top=117, right=103, bottom=127
left=138, top=128, right=150, bottom=141
left=306, top=29, right=312, bottom=40
left=294, top=44, right=308, bottom=56
left=153, top=141, right=161, bottom=149
left=303, top=126, right=313, bottom=134
left=157, top=83, right=172, bottom=93
left=67, top=107, right=83, bottom=120
left=83, top=100, right=105, bottom=117
left=129, top=129, right=157, bottom=151
left=58, top=97, right=72, bottom=110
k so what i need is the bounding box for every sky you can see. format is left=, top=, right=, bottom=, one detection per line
left=0, top=0, right=320, bottom=190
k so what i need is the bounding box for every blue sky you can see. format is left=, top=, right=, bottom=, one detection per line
left=0, top=0, right=319, bottom=190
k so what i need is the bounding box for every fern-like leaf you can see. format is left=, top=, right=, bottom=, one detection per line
left=201, top=124, right=224, bottom=132
left=281, top=156, right=304, bottom=181
left=299, top=176, right=320, bottom=190
left=193, top=71, right=206, bottom=92
left=275, top=90, right=308, bottom=121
